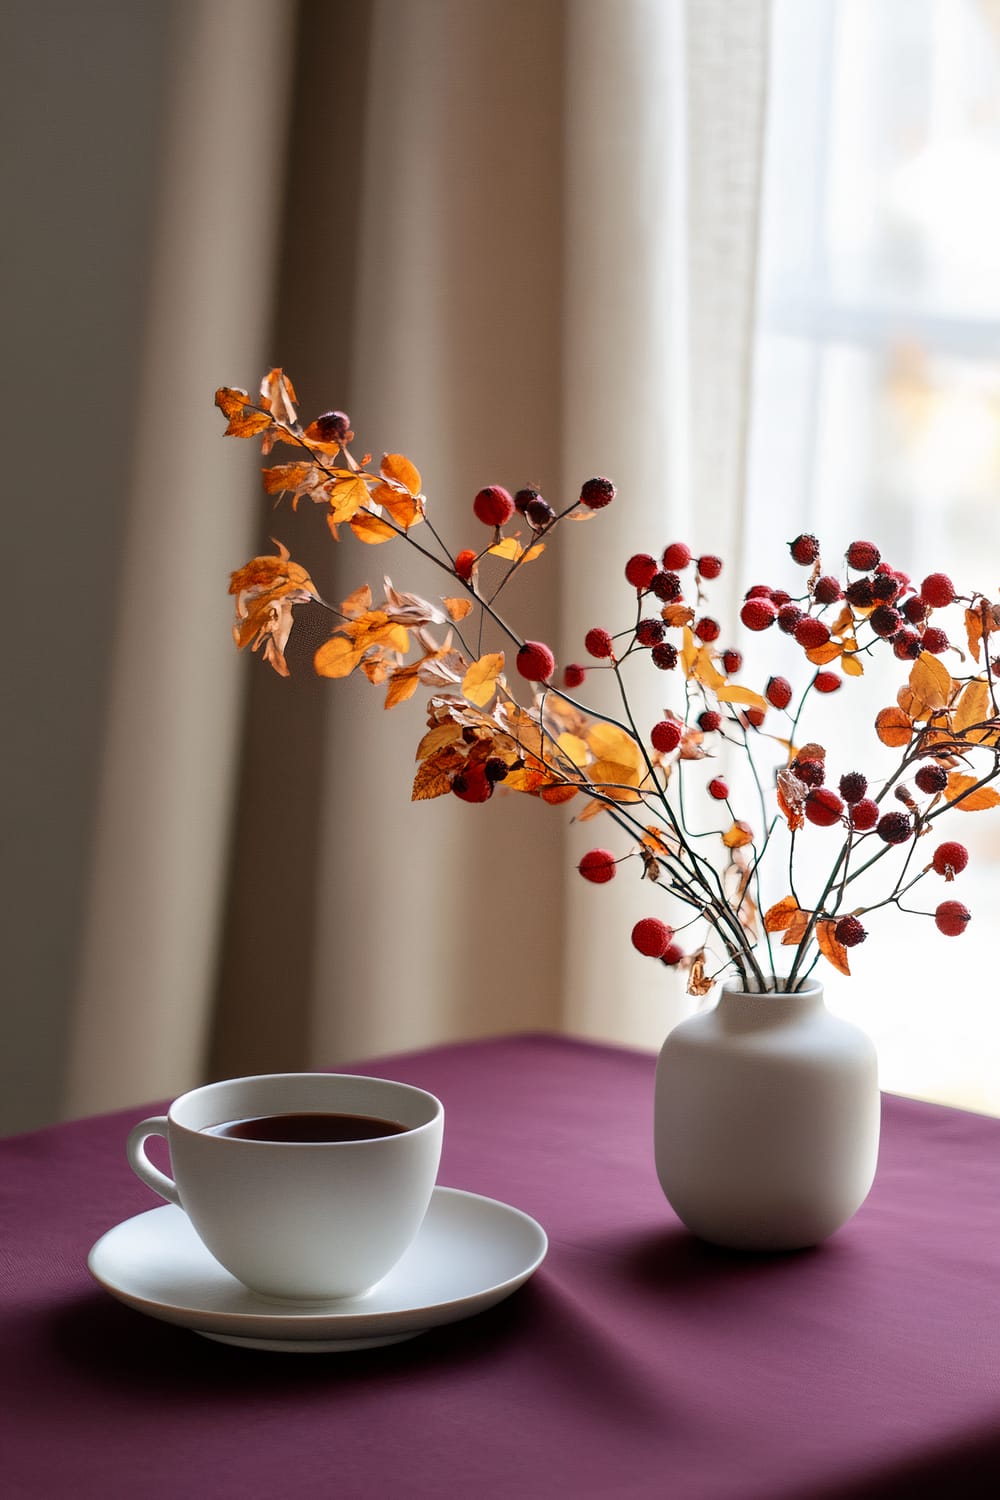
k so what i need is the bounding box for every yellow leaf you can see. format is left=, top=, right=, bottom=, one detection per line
left=588, top=760, right=643, bottom=801
left=350, top=511, right=396, bottom=544
left=415, top=724, right=463, bottom=761
left=556, top=732, right=591, bottom=768
left=965, top=607, right=985, bottom=662
left=522, top=543, right=546, bottom=563
left=764, top=896, right=802, bottom=933
left=586, top=723, right=642, bottom=772
left=328, top=474, right=372, bottom=523
left=341, top=584, right=373, bottom=618
left=380, top=453, right=422, bottom=496
left=314, top=636, right=363, bottom=679
left=909, top=652, right=953, bottom=711
left=722, top=821, right=754, bottom=849
left=841, top=650, right=864, bottom=677
left=806, top=641, right=842, bottom=665
left=816, top=920, right=851, bottom=977
left=487, top=537, right=522, bottom=561
left=944, top=773, right=1000, bottom=811
left=384, top=666, right=420, bottom=709
left=692, top=648, right=726, bottom=691
left=953, top=679, right=990, bottom=735
left=717, top=684, right=768, bottom=713
left=462, top=652, right=505, bottom=707
left=444, top=597, right=473, bottom=622
left=875, top=707, right=913, bottom=748
left=681, top=627, right=698, bottom=676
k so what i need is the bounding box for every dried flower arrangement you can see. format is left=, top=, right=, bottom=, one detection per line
left=218, top=369, right=1000, bottom=995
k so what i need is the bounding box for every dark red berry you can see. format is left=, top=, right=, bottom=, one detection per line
left=484, top=757, right=509, bottom=784
left=915, top=764, right=948, bottom=794
left=525, top=497, right=555, bottom=529
left=814, top=576, right=842, bottom=605
left=740, top=598, right=777, bottom=631
left=876, top=811, right=912, bottom=844
left=778, top=604, right=805, bottom=635
left=698, top=710, right=722, bottom=733
left=871, top=573, right=900, bottom=603
left=935, top=900, right=970, bottom=936
left=635, top=618, right=665, bottom=647
left=722, top=648, right=742, bottom=675
left=805, top=788, right=845, bottom=827
left=513, top=486, right=541, bottom=515
left=625, top=553, right=660, bottom=590
left=850, top=798, right=879, bottom=831
left=517, top=640, right=555, bottom=681
left=584, top=628, right=614, bottom=660
left=708, top=777, right=729, bottom=801
left=932, top=841, right=968, bottom=877
left=580, top=476, right=616, bottom=510
left=578, top=848, right=617, bottom=884
left=766, top=676, right=792, bottom=710
left=563, top=663, right=586, bottom=690
left=452, top=763, right=493, bottom=803
left=794, top=616, right=831, bottom=650
left=651, top=570, right=683, bottom=602
left=632, top=917, right=673, bottom=957
left=903, top=596, right=929, bottom=625
left=313, top=409, right=352, bottom=443
left=835, top=915, right=867, bottom=947
left=870, top=605, right=902, bottom=638
left=455, top=549, right=477, bottom=581
left=789, top=533, right=821, bottom=565
left=651, top=642, right=679, bottom=670
left=745, top=584, right=773, bottom=599
left=695, top=616, right=720, bottom=643
left=839, top=772, right=868, bottom=804
left=922, top=627, right=949, bottom=654
left=893, top=630, right=923, bottom=660
left=921, top=573, right=955, bottom=609
left=792, top=758, right=825, bottom=787
left=847, top=540, right=880, bottom=571
left=770, top=590, right=792, bottom=608
left=697, top=554, right=723, bottom=579
left=651, top=720, right=682, bottom=754
left=845, top=578, right=875, bottom=609
left=473, top=485, right=515, bottom=526
left=662, top=542, right=692, bottom=570
left=814, top=671, right=841, bottom=693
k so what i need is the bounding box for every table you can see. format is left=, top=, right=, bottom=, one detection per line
left=2, top=1034, right=999, bottom=1499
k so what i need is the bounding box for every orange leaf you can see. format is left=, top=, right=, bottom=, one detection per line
left=841, top=649, right=864, bottom=677
left=462, top=652, right=505, bottom=707
left=587, top=760, right=643, bottom=802
left=722, top=821, right=754, bottom=848
left=384, top=666, right=421, bottom=709
left=522, top=543, right=546, bottom=563
left=686, top=953, right=714, bottom=997
left=487, top=537, right=522, bottom=561
left=875, top=706, right=913, bottom=748
left=660, top=604, right=695, bottom=629
left=764, top=896, right=802, bottom=934
left=215, top=386, right=250, bottom=419
left=444, top=597, right=473, bottom=622
left=350, top=511, right=396, bottom=544
left=953, top=678, right=991, bottom=735
left=380, top=452, right=422, bottom=496
left=412, top=747, right=465, bottom=801
left=780, top=910, right=812, bottom=946
left=314, top=636, right=364, bottom=679
left=328, top=474, right=372, bottom=523
left=717, top=684, right=768, bottom=713
left=816, top=920, right=851, bottom=976
left=371, top=481, right=422, bottom=529
left=944, top=772, right=1000, bottom=811
left=222, top=405, right=272, bottom=439
left=259, top=368, right=298, bottom=426
left=909, top=652, right=953, bottom=711
left=806, top=640, right=842, bottom=665
left=539, top=783, right=579, bottom=805
left=341, top=584, right=373, bottom=618
left=776, top=772, right=805, bottom=831
left=415, top=723, right=463, bottom=761
left=575, top=796, right=607, bottom=822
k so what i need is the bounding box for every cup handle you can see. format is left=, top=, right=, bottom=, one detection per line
left=126, top=1116, right=181, bottom=1206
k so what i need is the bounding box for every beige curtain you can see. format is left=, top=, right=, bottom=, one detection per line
left=5, top=0, right=769, bottom=1133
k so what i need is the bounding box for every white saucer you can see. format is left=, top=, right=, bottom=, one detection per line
left=88, top=1186, right=547, bottom=1352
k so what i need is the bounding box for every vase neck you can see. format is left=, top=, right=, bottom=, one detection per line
left=716, top=981, right=825, bottom=1030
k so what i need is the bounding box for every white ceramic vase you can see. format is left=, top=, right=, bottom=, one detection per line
left=653, top=977, right=880, bottom=1251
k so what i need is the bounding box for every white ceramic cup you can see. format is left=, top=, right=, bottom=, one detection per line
left=126, top=1073, right=444, bottom=1301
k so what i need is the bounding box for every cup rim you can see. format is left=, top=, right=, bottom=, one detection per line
left=166, top=1072, right=444, bottom=1144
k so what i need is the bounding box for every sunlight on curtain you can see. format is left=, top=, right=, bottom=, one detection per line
left=747, top=0, right=1000, bottom=1114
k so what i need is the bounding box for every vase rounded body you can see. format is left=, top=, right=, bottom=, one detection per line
left=654, top=978, right=879, bottom=1251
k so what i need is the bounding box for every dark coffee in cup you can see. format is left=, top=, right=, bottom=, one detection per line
left=205, top=1112, right=409, bottom=1143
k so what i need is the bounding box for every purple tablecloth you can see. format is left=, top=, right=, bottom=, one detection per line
left=2, top=1033, right=999, bottom=1499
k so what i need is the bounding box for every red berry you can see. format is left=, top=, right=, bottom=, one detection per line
left=876, top=811, right=912, bottom=844
left=635, top=618, right=665, bottom=647
left=740, top=597, right=777, bottom=631
left=914, top=764, right=948, bottom=795
left=660, top=942, right=684, bottom=966
left=932, top=841, right=969, bottom=877
left=870, top=605, right=902, bottom=638
left=871, top=573, right=900, bottom=603
left=517, top=640, right=555, bottom=681
left=814, top=575, right=842, bottom=605
left=513, top=486, right=541, bottom=515
left=452, top=763, right=493, bottom=803
left=789, top=533, right=820, bottom=566
left=708, top=777, right=729, bottom=801
left=839, top=772, right=868, bottom=804
left=695, top=616, right=720, bottom=643
left=847, top=540, right=880, bottom=571
left=584, top=628, right=614, bottom=660
left=662, top=542, right=692, bottom=570
left=578, top=848, right=617, bottom=884
left=903, top=596, right=929, bottom=625
left=651, top=642, right=679, bottom=670
left=745, top=584, right=773, bottom=599
left=651, top=719, right=682, bottom=754
left=893, top=630, right=923, bottom=660
left=921, top=627, right=949, bottom=654
left=935, top=900, right=971, bottom=937
left=722, top=648, right=743, bottom=675
left=580, top=476, right=616, bottom=510
left=835, top=915, right=867, bottom=947
left=846, top=578, right=875, bottom=609
left=625, top=553, right=660, bottom=590
left=455, top=549, right=478, bottom=581
left=698, top=710, right=722, bottom=733
left=850, top=798, right=879, bottom=831
left=794, top=616, right=831, bottom=650
left=792, top=758, right=826, bottom=787
left=563, top=663, right=586, bottom=690
left=805, top=788, right=845, bottom=827
left=651, top=570, right=683, bottom=602
left=778, top=604, right=805, bottom=635
left=473, top=485, right=515, bottom=526
left=632, top=917, right=673, bottom=958
left=743, top=707, right=766, bottom=728
left=766, top=676, right=792, bottom=710
left=697, top=554, right=723, bottom=579
left=921, top=573, right=955, bottom=609
left=814, top=671, right=841, bottom=694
